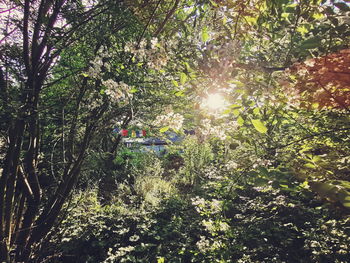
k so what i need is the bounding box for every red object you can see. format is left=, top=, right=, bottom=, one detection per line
left=121, top=129, right=128, bottom=136
left=142, top=130, right=146, bottom=137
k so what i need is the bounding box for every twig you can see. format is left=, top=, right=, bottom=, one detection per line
left=270, top=127, right=350, bottom=151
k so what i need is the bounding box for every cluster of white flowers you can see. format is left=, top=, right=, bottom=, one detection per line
left=191, top=196, right=205, bottom=206
left=211, top=240, right=224, bottom=250
left=147, top=54, right=168, bottom=71
left=201, top=219, right=229, bottom=232
left=129, top=234, right=140, bottom=242
left=191, top=196, right=223, bottom=215
left=86, top=96, right=103, bottom=111
left=153, top=111, right=184, bottom=131
left=102, top=79, right=119, bottom=91
left=86, top=47, right=114, bottom=78
left=202, top=219, right=216, bottom=232
left=252, top=158, right=273, bottom=168
left=124, top=37, right=169, bottom=70
left=105, top=246, right=135, bottom=262
left=225, top=160, right=239, bottom=170
left=210, top=199, right=222, bottom=213
left=196, top=236, right=225, bottom=253
left=200, top=119, right=212, bottom=136
left=274, top=195, right=286, bottom=205
left=150, top=37, right=158, bottom=49
left=87, top=56, right=103, bottom=78
left=202, top=166, right=222, bottom=180
left=191, top=196, right=206, bottom=213
left=199, top=119, right=238, bottom=141
left=102, top=79, right=132, bottom=102
left=196, top=235, right=211, bottom=252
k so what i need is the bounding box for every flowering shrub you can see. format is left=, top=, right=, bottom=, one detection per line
left=153, top=111, right=184, bottom=131
left=124, top=38, right=169, bottom=70
left=42, top=154, right=350, bottom=263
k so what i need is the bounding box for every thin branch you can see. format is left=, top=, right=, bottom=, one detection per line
left=0, top=28, right=18, bottom=45
left=153, top=0, right=180, bottom=37
left=23, top=0, right=31, bottom=72
left=271, top=127, right=350, bottom=151
left=137, top=0, right=162, bottom=46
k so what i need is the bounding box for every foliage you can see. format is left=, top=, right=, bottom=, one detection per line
left=45, top=161, right=350, bottom=263
left=286, top=49, right=350, bottom=109
left=178, top=137, right=214, bottom=186
left=1, top=0, right=350, bottom=261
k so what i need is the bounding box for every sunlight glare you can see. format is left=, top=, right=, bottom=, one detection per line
left=201, top=93, right=227, bottom=111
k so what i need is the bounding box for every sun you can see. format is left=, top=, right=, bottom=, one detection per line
left=201, top=93, right=227, bottom=111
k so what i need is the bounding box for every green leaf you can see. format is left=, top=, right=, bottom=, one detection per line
left=180, top=72, right=187, bottom=85
left=248, top=101, right=255, bottom=107
left=222, top=108, right=231, bottom=115
left=232, top=109, right=240, bottom=116
left=258, top=167, right=269, bottom=176
left=281, top=13, right=290, bottom=19
left=129, top=87, right=138, bottom=93
left=251, top=119, right=267, bottom=133
left=237, top=116, right=244, bottom=126
left=184, top=62, right=191, bottom=72
left=176, top=10, right=186, bottom=21
left=172, top=80, right=179, bottom=87
left=229, top=104, right=241, bottom=109
left=175, top=91, right=184, bottom=97
left=81, top=73, right=89, bottom=77
left=209, top=0, right=218, bottom=7
left=245, top=16, right=258, bottom=25
left=201, top=27, right=209, bottom=42
left=160, top=126, right=169, bottom=133
left=254, top=177, right=269, bottom=187
left=304, top=163, right=316, bottom=169
left=312, top=13, right=323, bottom=20
left=253, top=108, right=260, bottom=115
left=300, top=36, right=321, bottom=50
left=296, top=25, right=308, bottom=36
left=157, top=257, right=165, bottom=263
left=342, top=196, right=350, bottom=208
left=311, top=102, right=319, bottom=109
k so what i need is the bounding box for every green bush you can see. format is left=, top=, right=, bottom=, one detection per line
left=43, top=169, right=349, bottom=263
left=179, top=137, right=214, bottom=186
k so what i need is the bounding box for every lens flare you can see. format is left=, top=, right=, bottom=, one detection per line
left=201, top=93, right=227, bottom=111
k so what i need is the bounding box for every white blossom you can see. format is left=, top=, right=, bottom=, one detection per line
left=139, top=39, right=147, bottom=49
left=151, top=37, right=158, bottom=49
left=202, top=219, right=215, bottom=232
left=196, top=236, right=211, bottom=252
left=153, top=111, right=184, bottom=131
left=129, top=234, right=140, bottom=242
left=304, top=59, right=315, bottom=67
left=123, top=37, right=170, bottom=70
left=102, top=79, right=132, bottom=102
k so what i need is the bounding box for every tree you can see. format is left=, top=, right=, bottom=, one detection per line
left=0, top=0, right=198, bottom=260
